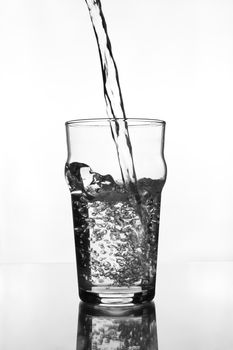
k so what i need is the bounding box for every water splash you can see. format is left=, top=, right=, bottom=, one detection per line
left=84, top=0, right=138, bottom=188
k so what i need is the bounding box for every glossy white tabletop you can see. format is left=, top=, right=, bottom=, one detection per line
left=1, top=262, right=233, bottom=349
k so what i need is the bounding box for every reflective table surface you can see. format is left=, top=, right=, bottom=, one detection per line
left=1, top=262, right=233, bottom=349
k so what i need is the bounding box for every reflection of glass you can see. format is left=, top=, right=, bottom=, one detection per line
left=76, top=301, right=158, bottom=350
left=65, top=118, right=167, bottom=305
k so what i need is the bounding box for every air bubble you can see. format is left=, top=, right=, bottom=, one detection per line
left=68, top=168, right=163, bottom=288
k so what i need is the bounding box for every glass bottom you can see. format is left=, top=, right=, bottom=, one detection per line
left=79, top=286, right=155, bottom=306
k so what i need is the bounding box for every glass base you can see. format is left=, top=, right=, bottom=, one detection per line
left=79, top=286, right=155, bottom=306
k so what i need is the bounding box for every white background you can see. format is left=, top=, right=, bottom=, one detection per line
left=0, top=0, right=233, bottom=263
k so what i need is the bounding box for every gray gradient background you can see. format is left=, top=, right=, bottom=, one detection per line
left=1, top=1, right=233, bottom=349
left=0, top=0, right=233, bottom=264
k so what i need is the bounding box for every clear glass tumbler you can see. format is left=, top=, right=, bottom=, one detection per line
left=65, top=118, right=167, bottom=305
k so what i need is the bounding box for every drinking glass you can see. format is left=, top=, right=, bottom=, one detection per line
left=65, top=118, right=166, bottom=305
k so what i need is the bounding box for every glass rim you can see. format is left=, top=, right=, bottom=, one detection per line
left=65, top=117, right=166, bottom=127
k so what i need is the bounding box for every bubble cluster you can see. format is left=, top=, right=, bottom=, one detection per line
left=66, top=162, right=164, bottom=290
left=92, top=318, right=146, bottom=349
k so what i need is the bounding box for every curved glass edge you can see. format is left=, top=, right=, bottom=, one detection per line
left=65, top=118, right=166, bottom=127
